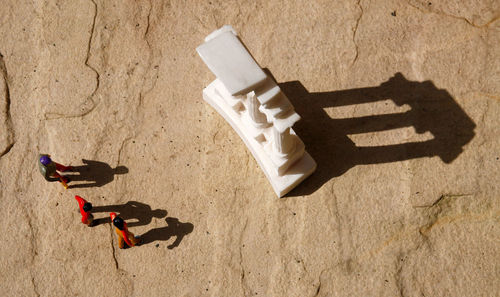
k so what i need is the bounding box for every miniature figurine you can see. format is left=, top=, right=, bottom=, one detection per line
left=110, top=212, right=142, bottom=249
left=75, top=195, right=94, bottom=226
left=196, top=25, right=316, bottom=197
left=37, top=154, right=73, bottom=189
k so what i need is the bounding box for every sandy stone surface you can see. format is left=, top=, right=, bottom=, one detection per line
left=0, top=0, right=499, bottom=296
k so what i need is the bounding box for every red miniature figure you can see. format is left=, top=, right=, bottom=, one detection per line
left=37, top=154, right=73, bottom=189
left=110, top=212, right=141, bottom=249
left=75, top=195, right=94, bottom=226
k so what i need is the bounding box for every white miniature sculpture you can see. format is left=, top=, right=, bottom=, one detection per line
left=196, top=25, right=317, bottom=197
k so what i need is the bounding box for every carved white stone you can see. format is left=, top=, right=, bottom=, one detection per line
left=246, top=91, right=268, bottom=127
left=197, top=29, right=267, bottom=96
left=197, top=25, right=316, bottom=197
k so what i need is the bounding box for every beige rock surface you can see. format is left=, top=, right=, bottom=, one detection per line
left=0, top=0, right=499, bottom=296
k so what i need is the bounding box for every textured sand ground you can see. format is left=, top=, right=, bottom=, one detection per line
left=0, top=0, right=499, bottom=296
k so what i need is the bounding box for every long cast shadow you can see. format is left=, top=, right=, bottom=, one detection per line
left=140, top=217, right=194, bottom=249
left=91, top=201, right=167, bottom=227
left=279, top=72, right=476, bottom=196
left=65, top=159, right=128, bottom=188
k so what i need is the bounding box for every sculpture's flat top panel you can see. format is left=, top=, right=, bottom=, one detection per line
left=196, top=31, right=267, bottom=96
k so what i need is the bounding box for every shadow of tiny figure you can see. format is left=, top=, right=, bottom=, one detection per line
left=91, top=201, right=167, bottom=227
left=65, top=159, right=128, bottom=188
left=278, top=72, right=476, bottom=196
left=140, top=217, right=194, bottom=249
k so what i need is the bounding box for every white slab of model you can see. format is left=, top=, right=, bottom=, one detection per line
left=197, top=25, right=316, bottom=197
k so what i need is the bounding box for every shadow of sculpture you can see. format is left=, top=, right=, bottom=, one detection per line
left=279, top=72, right=476, bottom=196
left=140, top=217, right=194, bottom=249
left=65, top=159, right=128, bottom=188
left=91, top=201, right=167, bottom=227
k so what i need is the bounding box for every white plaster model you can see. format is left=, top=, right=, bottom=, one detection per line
left=197, top=25, right=316, bottom=197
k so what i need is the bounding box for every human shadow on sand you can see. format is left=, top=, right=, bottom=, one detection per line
left=140, top=217, right=194, bottom=249
left=278, top=72, right=476, bottom=196
left=91, top=201, right=167, bottom=227
left=65, top=159, right=128, bottom=188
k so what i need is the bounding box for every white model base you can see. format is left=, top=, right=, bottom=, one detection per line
left=203, top=80, right=317, bottom=197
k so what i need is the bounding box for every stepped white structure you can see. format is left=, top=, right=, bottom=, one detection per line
left=196, top=25, right=316, bottom=197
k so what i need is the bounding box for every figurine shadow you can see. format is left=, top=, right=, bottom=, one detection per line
left=64, top=159, right=128, bottom=188
left=91, top=201, right=167, bottom=227
left=278, top=72, right=476, bottom=196
left=139, top=217, right=194, bottom=249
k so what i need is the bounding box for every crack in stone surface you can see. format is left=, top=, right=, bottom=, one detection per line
left=30, top=276, right=40, bottom=297
left=108, top=224, right=135, bottom=296
left=394, top=253, right=406, bottom=297
left=20, top=193, right=39, bottom=297
left=239, top=218, right=249, bottom=296
left=137, top=0, right=159, bottom=110
left=313, top=269, right=326, bottom=297
left=44, top=0, right=100, bottom=120
left=358, top=198, right=496, bottom=263
left=405, top=0, right=500, bottom=29
left=85, top=0, right=100, bottom=100
left=117, top=137, right=132, bottom=166
left=0, top=52, right=15, bottom=158
left=0, top=143, right=14, bottom=158
left=313, top=282, right=321, bottom=297
left=109, top=224, right=120, bottom=270
left=415, top=193, right=497, bottom=237
left=351, top=0, right=363, bottom=66
left=27, top=216, right=40, bottom=297
left=144, top=0, right=152, bottom=39
left=478, top=99, right=490, bottom=129
left=413, top=193, right=473, bottom=208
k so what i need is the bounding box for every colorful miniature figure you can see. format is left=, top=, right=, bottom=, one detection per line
left=37, top=154, right=73, bottom=189
left=110, top=212, right=142, bottom=249
left=75, top=195, right=94, bottom=226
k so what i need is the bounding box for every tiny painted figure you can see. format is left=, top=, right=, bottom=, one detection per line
left=37, top=154, right=73, bottom=189
left=110, top=212, right=142, bottom=249
left=75, top=195, right=94, bottom=226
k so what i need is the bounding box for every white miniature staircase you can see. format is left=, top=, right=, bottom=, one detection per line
left=197, top=25, right=316, bottom=197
